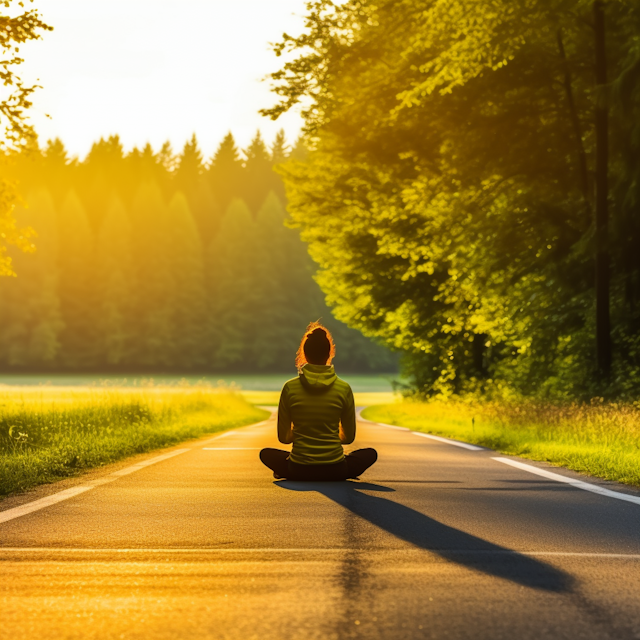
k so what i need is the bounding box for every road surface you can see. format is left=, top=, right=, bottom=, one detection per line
left=1, top=410, right=640, bottom=640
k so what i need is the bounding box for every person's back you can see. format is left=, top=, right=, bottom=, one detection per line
left=280, top=364, right=355, bottom=465
left=259, top=322, right=377, bottom=481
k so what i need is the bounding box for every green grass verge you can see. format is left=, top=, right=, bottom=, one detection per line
left=0, top=385, right=269, bottom=497
left=362, top=399, right=640, bottom=488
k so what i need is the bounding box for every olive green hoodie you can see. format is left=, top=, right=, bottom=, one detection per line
left=277, top=364, right=356, bottom=465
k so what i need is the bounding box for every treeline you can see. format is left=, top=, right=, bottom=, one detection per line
left=0, top=132, right=397, bottom=372
left=265, top=0, right=640, bottom=398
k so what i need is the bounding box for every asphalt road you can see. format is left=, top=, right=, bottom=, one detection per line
left=2, top=410, right=640, bottom=640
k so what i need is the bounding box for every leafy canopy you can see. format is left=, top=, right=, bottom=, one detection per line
left=264, top=0, right=640, bottom=398
left=0, top=0, right=51, bottom=276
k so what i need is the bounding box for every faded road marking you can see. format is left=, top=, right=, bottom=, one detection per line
left=0, top=449, right=190, bottom=525
left=412, top=432, right=484, bottom=451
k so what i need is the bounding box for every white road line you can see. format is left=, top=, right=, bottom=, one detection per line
left=493, top=457, right=640, bottom=506
left=200, top=430, right=236, bottom=444
left=202, top=448, right=261, bottom=450
left=375, top=422, right=411, bottom=431
left=523, top=552, right=640, bottom=559
left=0, top=449, right=190, bottom=525
left=196, top=429, right=236, bottom=448
left=412, top=432, right=484, bottom=451
left=198, top=419, right=271, bottom=446
left=110, top=449, right=189, bottom=476
left=369, top=418, right=483, bottom=450
left=0, top=487, right=96, bottom=525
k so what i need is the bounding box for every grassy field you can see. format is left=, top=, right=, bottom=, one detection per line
left=363, top=400, right=640, bottom=488
left=0, top=384, right=269, bottom=497
left=0, top=373, right=403, bottom=409
left=0, top=372, right=404, bottom=392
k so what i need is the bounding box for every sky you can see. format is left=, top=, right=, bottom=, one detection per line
left=19, top=0, right=307, bottom=160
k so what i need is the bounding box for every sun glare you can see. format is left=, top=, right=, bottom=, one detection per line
left=18, top=0, right=306, bottom=157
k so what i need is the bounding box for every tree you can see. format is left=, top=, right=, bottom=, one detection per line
left=175, top=135, right=221, bottom=244
left=0, top=126, right=399, bottom=373
left=207, top=133, right=244, bottom=213
left=174, top=134, right=204, bottom=191
left=81, top=136, right=126, bottom=231
left=0, top=1, right=52, bottom=148
left=207, top=198, right=260, bottom=368
left=41, top=138, right=74, bottom=205
left=269, top=130, right=290, bottom=202
left=252, top=191, right=398, bottom=371
left=243, top=131, right=273, bottom=215
left=96, top=195, right=134, bottom=366
left=167, top=192, right=208, bottom=369
left=123, top=144, right=172, bottom=207
left=0, top=188, right=61, bottom=366
left=0, top=2, right=52, bottom=276
left=264, top=0, right=640, bottom=397
left=252, top=192, right=296, bottom=368
left=187, top=179, right=221, bottom=246
left=0, top=181, right=34, bottom=276
left=56, top=190, right=97, bottom=368
left=594, top=0, right=611, bottom=378
left=129, top=182, right=175, bottom=367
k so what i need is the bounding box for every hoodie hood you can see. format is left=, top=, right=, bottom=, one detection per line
left=299, top=364, right=337, bottom=393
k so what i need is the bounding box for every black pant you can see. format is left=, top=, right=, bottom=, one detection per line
left=260, top=447, right=377, bottom=481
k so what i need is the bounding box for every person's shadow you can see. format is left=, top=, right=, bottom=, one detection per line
left=276, top=480, right=572, bottom=592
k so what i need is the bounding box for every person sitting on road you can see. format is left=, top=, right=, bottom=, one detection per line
left=259, top=322, right=377, bottom=481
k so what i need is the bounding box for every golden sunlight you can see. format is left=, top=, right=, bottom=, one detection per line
left=19, top=0, right=305, bottom=156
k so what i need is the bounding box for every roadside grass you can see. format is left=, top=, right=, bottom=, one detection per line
left=0, top=384, right=269, bottom=497
left=362, top=399, right=640, bottom=488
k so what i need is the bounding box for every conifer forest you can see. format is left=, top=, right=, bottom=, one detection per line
left=0, top=132, right=397, bottom=373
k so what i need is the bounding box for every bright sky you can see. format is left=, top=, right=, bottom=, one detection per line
left=19, top=0, right=306, bottom=160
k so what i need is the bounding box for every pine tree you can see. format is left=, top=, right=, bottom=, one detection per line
left=252, top=192, right=296, bottom=368
left=130, top=181, right=175, bottom=367
left=174, top=134, right=204, bottom=194
left=289, top=136, right=308, bottom=161
left=0, top=130, right=398, bottom=374
left=42, top=138, right=73, bottom=204
left=157, top=141, right=177, bottom=173
left=81, top=172, right=111, bottom=232
left=243, top=131, right=273, bottom=215
left=207, top=198, right=259, bottom=368
left=84, top=135, right=125, bottom=173
left=96, top=195, right=134, bottom=366
left=207, top=133, right=244, bottom=213
left=175, top=135, right=221, bottom=245
left=270, top=130, right=290, bottom=165
left=269, top=130, right=289, bottom=202
left=123, top=146, right=171, bottom=207
left=188, top=179, right=221, bottom=246
left=0, top=188, right=62, bottom=367
left=81, top=135, right=126, bottom=231
left=167, top=192, right=208, bottom=369
left=56, top=190, right=98, bottom=368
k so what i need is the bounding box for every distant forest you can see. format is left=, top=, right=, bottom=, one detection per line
left=0, top=132, right=397, bottom=373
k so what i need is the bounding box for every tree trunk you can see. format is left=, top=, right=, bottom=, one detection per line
left=472, top=333, right=487, bottom=377
left=557, top=30, right=591, bottom=210
left=594, top=0, right=611, bottom=379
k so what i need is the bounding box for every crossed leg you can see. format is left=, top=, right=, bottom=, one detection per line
left=259, top=447, right=377, bottom=480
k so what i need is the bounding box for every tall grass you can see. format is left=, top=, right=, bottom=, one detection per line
left=362, top=399, right=640, bottom=487
left=0, top=383, right=269, bottom=497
